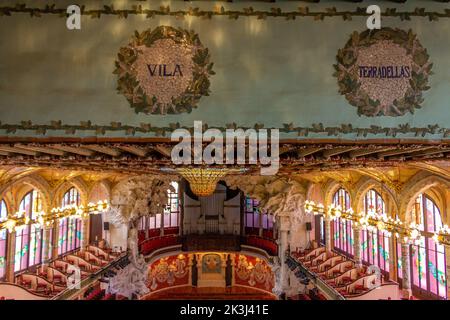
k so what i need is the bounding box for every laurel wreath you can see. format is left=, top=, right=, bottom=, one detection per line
left=334, top=28, right=433, bottom=117
left=114, top=26, right=215, bottom=115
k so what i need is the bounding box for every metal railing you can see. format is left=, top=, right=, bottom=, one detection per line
left=287, top=254, right=345, bottom=300
left=51, top=252, right=128, bottom=300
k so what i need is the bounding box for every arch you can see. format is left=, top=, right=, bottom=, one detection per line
left=353, top=177, right=399, bottom=218
left=52, top=177, right=89, bottom=207
left=88, top=179, right=111, bottom=203
left=323, top=179, right=351, bottom=208
left=402, top=193, right=448, bottom=299
left=306, top=182, right=324, bottom=204
left=3, top=175, right=52, bottom=214
left=399, top=172, right=450, bottom=223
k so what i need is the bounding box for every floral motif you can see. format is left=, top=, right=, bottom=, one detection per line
left=334, top=28, right=432, bottom=117
left=114, top=26, right=214, bottom=115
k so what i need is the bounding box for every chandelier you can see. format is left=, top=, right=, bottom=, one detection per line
left=177, top=168, right=240, bottom=197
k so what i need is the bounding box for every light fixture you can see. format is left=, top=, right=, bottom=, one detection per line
left=177, top=168, right=243, bottom=197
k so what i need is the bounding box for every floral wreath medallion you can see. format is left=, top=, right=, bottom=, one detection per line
left=334, top=28, right=432, bottom=117
left=114, top=26, right=215, bottom=115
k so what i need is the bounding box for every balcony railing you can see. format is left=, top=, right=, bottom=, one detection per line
left=139, top=233, right=278, bottom=257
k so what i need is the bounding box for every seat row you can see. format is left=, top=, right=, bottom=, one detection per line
left=291, top=246, right=379, bottom=298
left=13, top=244, right=120, bottom=297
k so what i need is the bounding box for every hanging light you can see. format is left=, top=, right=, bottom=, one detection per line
left=177, top=168, right=241, bottom=197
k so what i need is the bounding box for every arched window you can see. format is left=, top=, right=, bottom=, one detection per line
left=332, top=188, right=353, bottom=256
left=245, top=196, right=274, bottom=238
left=407, top=194, right=447, bottom=299
left=362, top=189, right=390, bottom=273
left=58, top=187, right=82, bottom=255
left=163, top=182, right=180, bottom=229
left=0, top=200, right=8, bottom=279
left=15, top=190, right=43, bottom=272
left=140, top=182, right=180, bottom=239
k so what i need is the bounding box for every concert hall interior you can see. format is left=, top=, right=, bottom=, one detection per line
left=0, top=0, right=449, bottom=301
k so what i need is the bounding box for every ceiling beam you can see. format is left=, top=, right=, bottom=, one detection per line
left=84, top=145, right=122, bottom=157
left=407, top=148, right=450, bottom=158
left=14, top=144, right=66, bottom=156
left=322, top=147, right=358, bottom=159
left=349, top=147, right=395, bottom=159
left=377, top=146, right=435, bottom=159
left=297, top=147, right=323, bottom=158
left=117, top=145, right=149, bottom=157
left=51, top=145, right=95, bottom=157
left=153, top=145, right=172, bottom=158
left=0, top=146, right=38, bottom=156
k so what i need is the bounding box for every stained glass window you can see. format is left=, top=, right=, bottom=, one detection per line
left=0, top=200, right=8, bottom=279
left=408, top=194, right=447, bottom=299
left=332, top=188, right=353, bottom=256
left=163, top=182, right=180, bottom=228
left=362, top=189, right=390, bottom=273
left=15, top=190, right=43, bottom=272
left=244, top=196, right=274, bottom=236
left=58, top=187, right=81, bottom=255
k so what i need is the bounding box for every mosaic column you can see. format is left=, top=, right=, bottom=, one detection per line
left=6, top=231, right=16, bottom=282
left=325, top=216, right=332, bottom=252
left=278, top=215, right=291, bottom=296
left=400, top=239, right=412, bottom=299
left=42, top=226, right=53, bottom=262
left=445, top=245, right=450, bottom=300
left=80, top=217, right=89, bottom=249
left=353, top=225, right=362, bottom=268
left=52, top=223, right=60, bottom=259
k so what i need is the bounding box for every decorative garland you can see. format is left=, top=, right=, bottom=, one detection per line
left=114, top=26, right=214, bottom=115
left=0, top=121, right=449, bottom=138
left=0, top=5, right=449, bottom=21
left=334, top=28, right=432, bottom=117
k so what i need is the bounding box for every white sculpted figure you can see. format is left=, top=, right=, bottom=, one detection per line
left=109, top=227, right=149, bottom=299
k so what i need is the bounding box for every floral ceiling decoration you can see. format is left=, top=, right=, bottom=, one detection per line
left=1, top=121, right=448, bottom=138
left=114, top=26, right=214, bottom=115
left=225, top=176, right=306, bottom=223
left=334, top=28, right=432, bottom=117
left=0, top=4, right=449, bottom=22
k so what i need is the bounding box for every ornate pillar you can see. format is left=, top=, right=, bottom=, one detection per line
left=80, top=217, right=90, bottom=249
left=400, top=239, right=412, bottom=299
left=52, top=223, right=60, bottom=259
left=325, top=216, right=332, bottom=252
left=445, top=245, right=450, bottom=300
left=145, top=217, right=149, bottom=239
left=258, top=213, right=263, bottom=237
left=388, top=236, right=397, bottom=281
left=42, top=226, right=53, bottom=262
left=277, top=215, right=291, bottom=296
left=353, top=225, right=362, bottom=268
left=6, top=231, right=16, bottom=282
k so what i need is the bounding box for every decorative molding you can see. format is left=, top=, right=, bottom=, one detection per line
left=1, top=121, right=449, bottom=138
left=0, top=5, right=449, bottom=22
